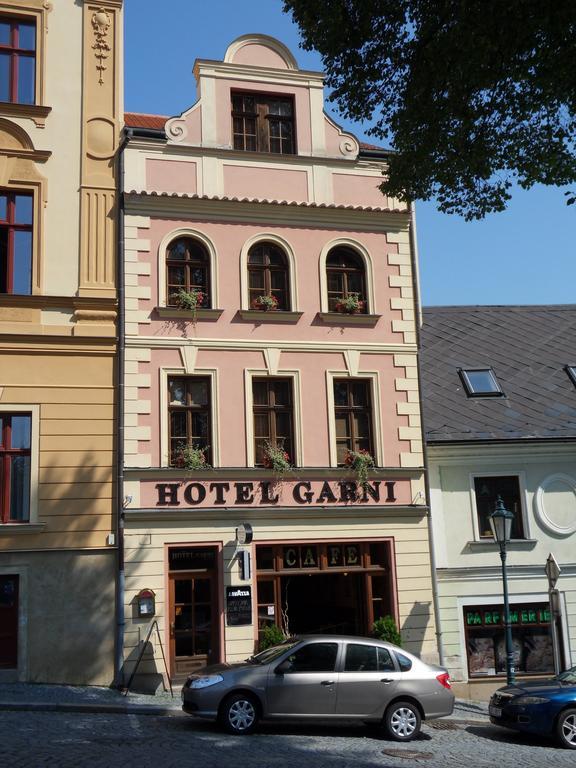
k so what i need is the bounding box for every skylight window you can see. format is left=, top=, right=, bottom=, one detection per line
left=459, top=368, right=504, bottom=397
left=566, top=366, right=576, bottom=387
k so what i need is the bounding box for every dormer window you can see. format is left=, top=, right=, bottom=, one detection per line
left=232, top=92, right=294, bottom=154
left=459, top=368, right=504, bottom=397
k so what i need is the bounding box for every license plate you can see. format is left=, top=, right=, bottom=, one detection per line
left=489, top=705, right=502, bottom=717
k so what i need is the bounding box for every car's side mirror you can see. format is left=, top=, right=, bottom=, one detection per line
left=275, top=660, right=292, bottom=675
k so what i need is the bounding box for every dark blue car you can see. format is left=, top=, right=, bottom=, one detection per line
left=489, top=667, right=576, bottom=749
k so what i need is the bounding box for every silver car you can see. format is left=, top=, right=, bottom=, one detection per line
left=181, top=635, right=454, bottom=738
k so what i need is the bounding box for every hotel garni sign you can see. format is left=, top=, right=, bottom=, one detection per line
left=153, top=479, right=401, bottom=508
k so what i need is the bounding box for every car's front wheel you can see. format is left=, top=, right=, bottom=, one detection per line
left=557, top=708, right=576, bottom=749
left=383, top=700, right=421, bottom=741
left=219, top=692, right=260, bottom=735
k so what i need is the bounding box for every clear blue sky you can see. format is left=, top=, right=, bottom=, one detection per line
left=125, top=0, right=575, bottom=308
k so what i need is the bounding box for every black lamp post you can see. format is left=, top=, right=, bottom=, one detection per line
left=489, top=496, right=516, bottom=686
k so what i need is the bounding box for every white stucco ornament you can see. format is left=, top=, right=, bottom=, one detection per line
left=535, top=473, right=576, bottom=536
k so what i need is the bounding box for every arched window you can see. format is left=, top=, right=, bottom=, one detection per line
left=166, top=237, right=211, bottom=308
left=326, top=247, right=367, bottom=313
left=248, top=242, right=290, bottom=310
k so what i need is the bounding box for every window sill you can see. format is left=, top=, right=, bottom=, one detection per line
left=466, top=539, right=537, bottom=551
left=317, top=312, right=381, bottom=327
left=0, top=523, right=46, bottom=535
left=0, top=102, right=51, bottom=127
left=237, top=310, right=303, bottom=323
left=155, top=307, right=224, bottom=321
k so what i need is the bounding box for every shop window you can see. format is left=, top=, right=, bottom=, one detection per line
left=0, top=190, right=33, bottom=295
left=0, top=16, right=36, bottom=105
left=252, top=378, right=294, bottom=466
left=473, top=475, right=524, bottom=539
left=166, top=237, right=211, bottom=308
left=334, top=379, right=374, bottom=464
left=326, top=247, right=367, bottom=313
left=465, top=602, right=554, bottom=677
left=0, top=413, right=31, bottom=523
left=168, top=377, right=212, bottom=466
left=248, top=242, right=290, bottom=310
left=232, top=92, right=294, bottom=154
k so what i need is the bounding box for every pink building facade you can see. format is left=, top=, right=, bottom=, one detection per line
left=122, top=35, right=436, bottom=686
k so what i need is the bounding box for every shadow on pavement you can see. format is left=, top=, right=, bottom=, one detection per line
left=465, top=725, right=557, bottom=750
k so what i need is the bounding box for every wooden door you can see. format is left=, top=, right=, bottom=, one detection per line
left=169, top=574, right=218, bottom=676
left=0, top=575, right=18, bottom=669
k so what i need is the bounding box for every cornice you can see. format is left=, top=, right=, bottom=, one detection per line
left=81, top=0, right=123, bottom=7
left=124, top=192, right=410, bottom=232
left=0, top=337, right=116, bottom=353
left=125, top=466, right=425, bottom=480
left=0, top=294, right=117, bottom=309
left=193, top=59, right=324, bottom=87
left=125, top=335, right=418, bottom=355
left=127, top=140, right=389, bottom=172
left=0, top=103, right=51, bottom=128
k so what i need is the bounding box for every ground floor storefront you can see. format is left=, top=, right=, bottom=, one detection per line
left=437, top=572, right=575, bottom=700
left=122, top=494, right=438, bottom=688
left=0, top=549, right=115, bottom=684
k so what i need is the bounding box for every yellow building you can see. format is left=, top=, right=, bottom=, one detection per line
left=0, top=0, right=122, bottom=684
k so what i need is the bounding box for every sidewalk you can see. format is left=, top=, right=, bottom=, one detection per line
left=0, top=681, right=489, bottom=721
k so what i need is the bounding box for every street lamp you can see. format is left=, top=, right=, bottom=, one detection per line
left=489, top=496, right=516, bottom=686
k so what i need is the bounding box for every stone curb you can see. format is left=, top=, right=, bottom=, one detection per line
left=0, top=701, right=183, bottom=716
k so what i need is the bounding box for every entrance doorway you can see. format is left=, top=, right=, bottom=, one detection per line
left=168, top=547, right=219, bottom=677
left=0, top=575, right=19, bottom=669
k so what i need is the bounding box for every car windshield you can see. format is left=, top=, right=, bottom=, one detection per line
left=248, top=639, right=300, bottom=665
left=556, top=667, right=576, bottom=684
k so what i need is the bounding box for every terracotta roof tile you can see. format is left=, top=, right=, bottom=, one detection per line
left=124, top=112, right=168, bottom=130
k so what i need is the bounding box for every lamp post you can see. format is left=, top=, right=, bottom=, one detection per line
left=489, top=496, right=516, bottom=686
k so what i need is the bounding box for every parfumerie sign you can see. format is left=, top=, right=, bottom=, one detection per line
left=155, top=479, right=396, bottom=507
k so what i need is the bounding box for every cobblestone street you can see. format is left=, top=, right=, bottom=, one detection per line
left=1, top=710, right=575, bottom=768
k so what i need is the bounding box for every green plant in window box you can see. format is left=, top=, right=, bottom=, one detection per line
left=334, top=293, right=365, bottom=314
left=251, top=294, right=279, bottom=311
left=262, top=442, right=292, bottom=475
left=172, top=288, right=206, bottom=318
left=372, top=615, right=402, bottom=647
left=344, top=448, right=375, bottom=488
left=259, top=623, right=287, bottom=651
left=175, top=444, right=211, bottom=471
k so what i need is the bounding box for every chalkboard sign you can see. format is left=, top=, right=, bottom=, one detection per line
left=226, top=586, right=252, bottom=626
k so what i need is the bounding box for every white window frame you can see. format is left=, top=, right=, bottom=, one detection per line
left=469, top=471, right=529, bottom=541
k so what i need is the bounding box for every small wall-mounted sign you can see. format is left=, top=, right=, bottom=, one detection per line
left=226, top=586, right=252, bottom=626
left=136, top=588, right=156, bottom=618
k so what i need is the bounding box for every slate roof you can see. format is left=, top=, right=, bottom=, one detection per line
left=420, top=305, right=576, bottom=443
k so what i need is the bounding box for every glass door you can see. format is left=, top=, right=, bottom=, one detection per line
left=170, top=574, right=217, bottom=676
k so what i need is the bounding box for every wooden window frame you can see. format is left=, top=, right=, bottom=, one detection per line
left=0, top=413, right=31, bottom=523
left=252, top=377, right=294, bottom=466
left=333, top=378, right=374, bottom=463
left=168, top=376, right=212, bottom=466
left=166, top=237, right=211, bottom=308
left=248, top=241, right=290, bottom=310
left=326, top=247, right=368, bottom=313
left=231, top=90, right=295, bottom=155
left=0, top=14, right=36, bottom=105
left=0, top=189, right=33, bottom=295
